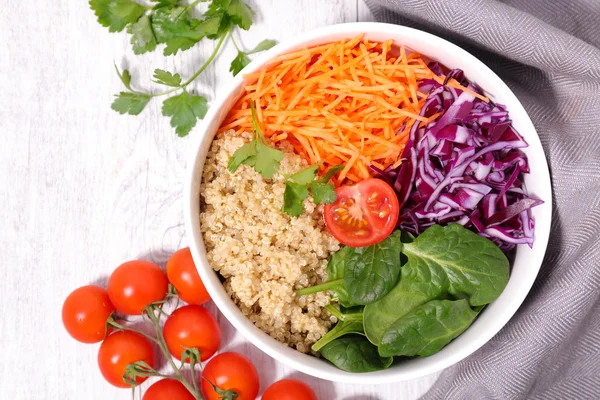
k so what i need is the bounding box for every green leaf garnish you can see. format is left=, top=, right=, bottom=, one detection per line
left=226, top=0, right=254, bottom=30
left=246, top=39, right=276, bottom=54
left=289, top=163, right=321, bottom=185
left=254, top=142, right=284, bottom=178
left=227, top=142, right=256, bottom=173
left=310, top=182, right=337, bottom=204
left=111, top=92, right=151, bottom=115
left=114, top=64, right=133, bottom=91
left=283, top=181, right=310, bottom=217
left=153, top=69, right=182, bottom=87
left=89, top=0, right=144, bottom=33
left=161, top=91, right=208, bottom=137
left=317, top=164, right=344, bottom=183
left=229, top=51, right=251, bottom=76
left=128, top=15, right=157, bottom=55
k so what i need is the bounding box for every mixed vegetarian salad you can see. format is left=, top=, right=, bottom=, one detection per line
left=200, top=34, right=542, bottom=372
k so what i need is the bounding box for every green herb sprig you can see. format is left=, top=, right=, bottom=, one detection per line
left=89, top=0, right=276, bottom=137
left=228, top=102, right=343, bottom=216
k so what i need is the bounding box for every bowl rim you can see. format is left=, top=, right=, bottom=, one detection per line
left=184, top=21, right=552, bottom=384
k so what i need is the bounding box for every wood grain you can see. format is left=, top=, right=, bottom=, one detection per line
left=0, top=0, right=440, bottom=398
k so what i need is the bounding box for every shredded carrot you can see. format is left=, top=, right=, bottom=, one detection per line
left=219, top=35, right=483, bottom=184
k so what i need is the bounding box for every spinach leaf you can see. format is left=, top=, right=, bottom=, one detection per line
left=364, top=224, right=508, bottom=345
left=378, top=299, right=478, bottom=357
left=344, top=231, right=403, bottom=305
left=363, top=278, right=433, bottom=345
left=312, top=306, right=364, bottom=352
left=295, top=246, right=357, bottom=307
left=320, top=335, right=393, bottom=373
left=402, top=224, right=509, bottom=306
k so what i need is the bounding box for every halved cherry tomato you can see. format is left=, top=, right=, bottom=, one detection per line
left=166, top=248, right=211, bottom=305
left=201, top=352, right=259, bottom=400
left=143, top=378, right=195, bottom=400
left=324, top=178, right=399, bottom=247
left=108, top=260, right=168, bottom=315
left=163, top=305, right=221, bottom=362
left=62, top=285, right=115, bottom=343
left=262, top=379, right=318, bottom=400
left=97, top=330, right=155, bottom=388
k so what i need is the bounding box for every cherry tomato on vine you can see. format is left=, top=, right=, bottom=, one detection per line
left=62, top=285, right=115, bottom=343
left=201, top=352, right=259, bottom=400
left=143, top=378, right=195, bottom=400
left=108, top=260, right=168, bottom=315
left=324, top=178, right=400, bottom=247
left=166, top=247, right=211, bottom=305
left=163, top=305, right=221, bottom=362
left=263, top=379, right=318, bottom=400
left=98, top=330, right=155, bottom=388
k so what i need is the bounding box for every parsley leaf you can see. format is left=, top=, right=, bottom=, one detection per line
left=310, top=182, right=338, bottom=204
left=283, top=181, right=310, bottom=217
left=161, top=91, right=208, bottom=137
left=111, top=92, right=151, bottom=115
left=227, top=0, right=254, bottom=30
left=246, top=39, right=276, bottom=54
left=114, top=64, right=133, bottom=91
left=153, top=69, right=182, bottom=87
left=164, top=37, right=197, bottom=56
left=229, top=101, right=283, bottom=177
left=128, top=15, right=157, bottom=54
left=229, top=51, right=251, bottom=76
left=316, top=164, right=344, bottom=183
left=254, top=142, right=284, bottom=178
left=151, top=7, right=193, bottom=44
left=227, top=142, right=257, bottom=173
left=194, top=16, right=223, bottom=37
left=89, top=0, right=144, bottom=32
left=289, top=163, right=321, bottom=185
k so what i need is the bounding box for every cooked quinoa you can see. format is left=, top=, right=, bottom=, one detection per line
left=199, top=130, right=340, bottom=353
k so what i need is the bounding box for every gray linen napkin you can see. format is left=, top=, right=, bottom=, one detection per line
left=364, top=0, right=600, bottom=399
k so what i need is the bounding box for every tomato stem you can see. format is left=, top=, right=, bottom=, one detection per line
left=107, top=315, right=161, bottom=346
left=145, top=305, right=204, bottom=400
left=203, top=377, right=239, bottom=400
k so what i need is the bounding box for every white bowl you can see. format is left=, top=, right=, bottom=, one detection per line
left=184, top=22, right=552, bottom=384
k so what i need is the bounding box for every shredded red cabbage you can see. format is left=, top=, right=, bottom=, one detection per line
left=370, top=64, right=543, bottom=251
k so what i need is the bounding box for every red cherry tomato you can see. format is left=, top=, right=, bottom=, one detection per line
left=201, top=352, right=259, bottom=400
left=98, top=330, right=155, bottom=388
left=263, top=379, right=318, bottom=400
left=62, top=285, right=115, bottom=343
left=324, top=178, right=400, bottom=247
left=108, top=260, right=168, bottom=315
left=142, top=378, right=195, bottom=400
left=166, top=248, right=211, bottom=305
left=163, top=305, right=221, bottom=362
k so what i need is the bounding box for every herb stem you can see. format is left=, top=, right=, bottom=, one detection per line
left=229, top=32, right=242, bottom=52
left=151, top=87, right=182, bottom=98
left=296, top=278, right=344, bottom=297
left=182, top=31, right=229, bottom=87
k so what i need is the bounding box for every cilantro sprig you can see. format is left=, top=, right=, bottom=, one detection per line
left=228, top=102, right=343, bottom=216
left=282, top=163, right=344, bottom=216
left=90, top=0, right=276, bottom=137
left=227, top=102, right=284, bottom=177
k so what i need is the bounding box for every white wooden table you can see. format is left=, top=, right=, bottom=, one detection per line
left=0, top=1, right=440, bottom=398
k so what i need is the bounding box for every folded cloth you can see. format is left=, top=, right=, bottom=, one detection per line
left=364, top=0, right=600, bottom=399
